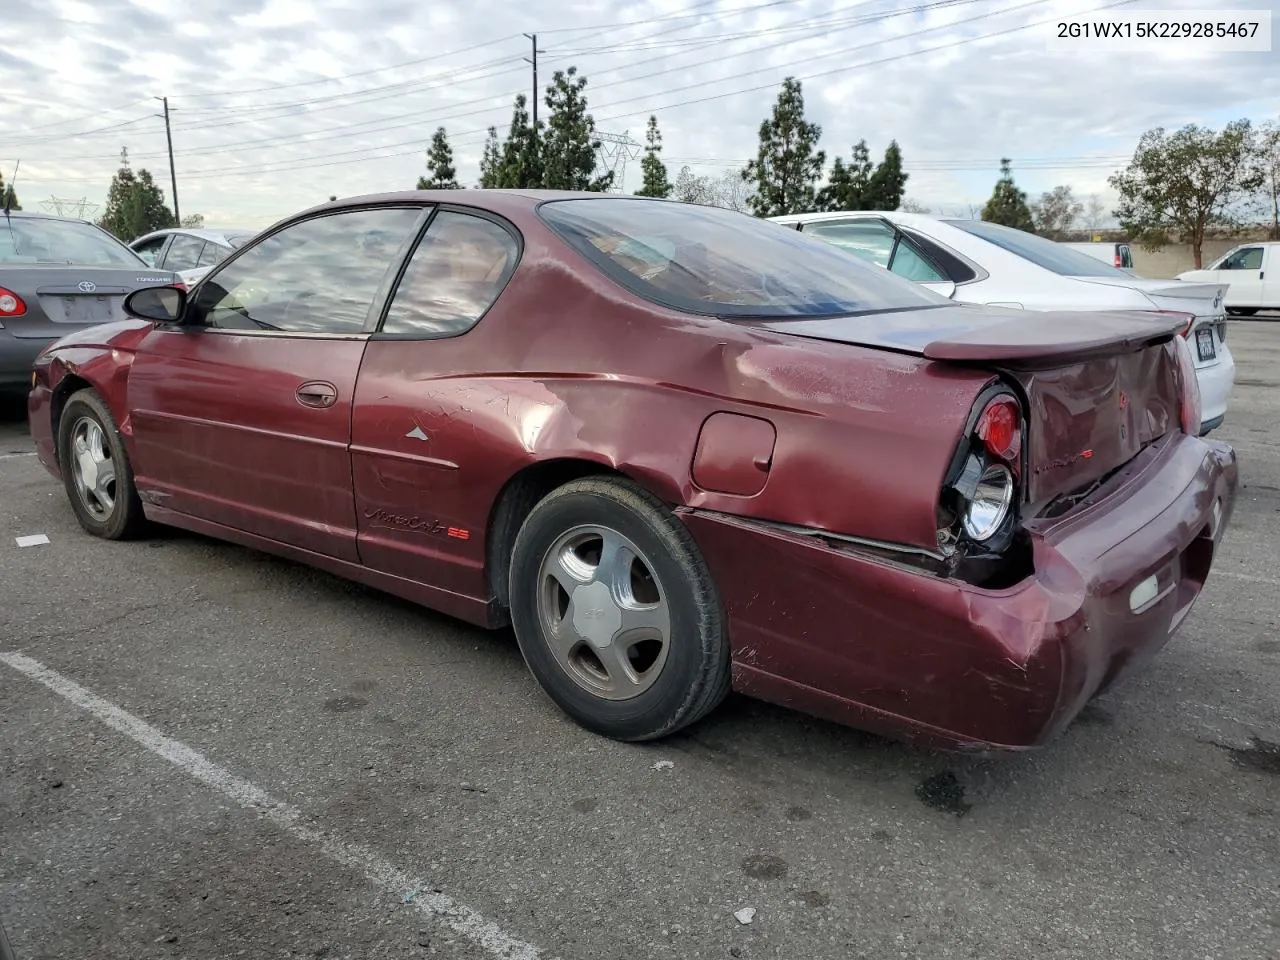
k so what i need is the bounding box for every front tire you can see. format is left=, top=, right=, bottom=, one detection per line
left=57, top=389, right=148, bottom=540
left=508, top=477, right=730, bottom=741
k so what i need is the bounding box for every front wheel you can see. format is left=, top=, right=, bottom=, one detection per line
left=508, top=477, right=730, bottom=741
left=57, top=388, right=148, bottom=540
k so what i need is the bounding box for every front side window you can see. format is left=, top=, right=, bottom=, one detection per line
left=382, top=211, right=519, bottom=337
left=191, top=207, right=424, bottom=334
left=944, top=218, right=1134, bottom=278
left=0, top=217, right=143, bottom=266
left=1222, top=246, right=1263, bottom=270
left=539, top=198, right=945, bottom=319
left=163, top=234, right=207, bottom=271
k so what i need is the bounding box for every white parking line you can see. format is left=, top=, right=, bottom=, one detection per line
left=0, top=651, right=548, bottom=960
left=0, top=451, right=36, bottom=459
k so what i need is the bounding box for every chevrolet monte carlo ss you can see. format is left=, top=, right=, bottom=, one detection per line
left=28, top=190, right=1238, bottom=752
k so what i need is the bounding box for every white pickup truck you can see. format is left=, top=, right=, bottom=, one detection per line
left=1177, top=241, right=1279, bottom=315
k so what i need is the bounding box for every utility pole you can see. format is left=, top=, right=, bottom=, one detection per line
left=154, top=96, right=180, bottom=226
left=522, top=34, right=544, bottom=133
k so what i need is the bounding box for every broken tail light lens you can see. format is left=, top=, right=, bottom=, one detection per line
left=938, top=392, right=1023, bottom=549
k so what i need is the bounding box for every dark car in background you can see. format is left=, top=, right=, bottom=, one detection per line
left=0, top=211, right=180, bottom=393
left=129, top=226, right=258, bottom=286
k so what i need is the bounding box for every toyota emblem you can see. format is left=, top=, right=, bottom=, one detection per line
left=77, top=281, right=97, bottom=293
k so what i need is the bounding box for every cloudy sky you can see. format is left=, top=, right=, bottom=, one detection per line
left=4, top=0, right=1277, bottom=229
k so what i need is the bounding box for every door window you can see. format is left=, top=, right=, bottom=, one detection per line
left=195, top=241, right=224, bottom=267
left=162, top=234, right=208, bottom=271
left=190, top=207, right=424, bottom=334
left=381, top=211, right=520, bottom=337
left=1222, top=246, right=1263, bottom=270
left=1119, top=245, right=1133, bottom=268
left=802, top=219, right=895, bottom=267
left=132, top=236, right=169, bottom=267
left=802, top=218, right=946, bottom=282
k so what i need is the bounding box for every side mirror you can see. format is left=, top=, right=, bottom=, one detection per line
left=124, top=285, right=187, bottom=323
left=919, top=279, right=956, bottom=299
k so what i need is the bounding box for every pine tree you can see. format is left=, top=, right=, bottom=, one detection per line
left=864, top=140, right=908, bottom=211
left=478, top=127, right=503, bottom=188
left=816, top=139, right=873, bottom=211
left=417, top=127, right=460, bottom=189
left=97, top=148, right=173, bottom=239
left=635, top=115, right=672, bottom=198
left=981, top=158, right=1035, bottom=231
left=741, top=77, right=825, bottom=217
left=0, top=170, right=19, bottom=211
left=497, top=95, right=542, bottom=189
left=542, top=67, right=612, bottom=192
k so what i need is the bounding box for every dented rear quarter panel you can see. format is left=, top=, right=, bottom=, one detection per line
left=348, top=207, right=998, bottom=608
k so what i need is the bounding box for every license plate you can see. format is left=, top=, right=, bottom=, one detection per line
left=56, top=295, right=116, bottom=324
left=1196, top=326, right=1215, bottom=362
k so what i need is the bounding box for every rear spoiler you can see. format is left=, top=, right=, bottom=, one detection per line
left=922, top=310, right=1187, bottom=367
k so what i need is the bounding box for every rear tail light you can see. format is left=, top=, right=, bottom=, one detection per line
left=1172, top=334, right=1202, bottom=436
left=937, top=391, right=1023, bottom=550
left=171, top=281, right=188, bottom=293
left=1114, top=253, right=1122, bottom=267
left=0, top=285, right=26, bottom=326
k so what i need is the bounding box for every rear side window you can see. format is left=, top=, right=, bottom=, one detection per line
left=900, top=228, right=979, bottom=283
left=944, top=218, right=1133, bottom=278
left=381, top=211, right=520, bottom=338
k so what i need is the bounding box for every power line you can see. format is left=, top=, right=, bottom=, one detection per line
left=103, top=0, right=1131, bottom=184
left=39, top=0, right=992, bottom=169
left=13, top=0, right=1140, bottom=188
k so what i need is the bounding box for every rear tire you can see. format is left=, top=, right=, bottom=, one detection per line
left=1227, top=307, right=1257, bottom=317
left=508, top=476, right=730, bottom=741
left=57, top=389, right=148, bottom=540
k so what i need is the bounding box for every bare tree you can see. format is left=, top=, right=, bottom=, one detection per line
left=899, top=198, right=931, bottom=214
left=1082, top=193, right=1108, bottom=234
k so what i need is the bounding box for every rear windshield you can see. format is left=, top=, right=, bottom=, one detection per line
left=539, top=197, right=946, bottom=319
left=0, top=216, right=144, bottom=266
left=943, top=219, right=1132, bottom=278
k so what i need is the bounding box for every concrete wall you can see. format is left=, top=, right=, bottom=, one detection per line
left=1130, top=239, right=1244, bottom=279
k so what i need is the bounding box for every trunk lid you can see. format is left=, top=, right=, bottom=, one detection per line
left=1071, top=275, right=1229, bottom=367
left=0, top=265, right=178, bottom=338
left=753, top=303, right=1186, bottom=508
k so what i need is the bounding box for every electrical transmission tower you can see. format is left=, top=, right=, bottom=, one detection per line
left=593, top=131, right=643, bottom=192
left=40, top=197, right=100, bottom=219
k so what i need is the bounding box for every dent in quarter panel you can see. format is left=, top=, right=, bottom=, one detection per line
left=692, top=412, right=776, bottom=496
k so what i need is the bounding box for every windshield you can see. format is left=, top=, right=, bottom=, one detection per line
left=0, top=216, right=144, bottom=266
left=943, top=219, right=1134, bottom=278
left=539, top=197, right=947, bottom=319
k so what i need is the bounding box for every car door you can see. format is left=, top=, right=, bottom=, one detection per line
left=1216, top=245, right=1265, bottom=306
left=350, top=208, right=521, bottom=596
left=126, top=204, right=429, bottom=562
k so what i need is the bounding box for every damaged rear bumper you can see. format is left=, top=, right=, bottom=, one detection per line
left=678, top=434, right=1238, bottom=753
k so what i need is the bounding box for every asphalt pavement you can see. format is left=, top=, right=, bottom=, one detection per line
left=1, top=321, right=1278, bottom=960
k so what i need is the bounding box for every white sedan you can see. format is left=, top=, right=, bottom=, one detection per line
left=771, top=210, right=1235, bottom=436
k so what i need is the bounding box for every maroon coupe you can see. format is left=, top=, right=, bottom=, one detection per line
left=27, top=190, right=1238, bottom=752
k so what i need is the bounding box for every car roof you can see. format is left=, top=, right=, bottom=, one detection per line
left=132, top=226, right=257, bottom=243
left=769, top=209, right=942, bottom=230
left=1, top=209, right=95, bottom=226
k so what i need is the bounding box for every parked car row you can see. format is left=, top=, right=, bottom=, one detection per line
left=129, top=226, right=259, bottom=286
left=18, top=190, right=1238, bottom=755
left=770, top=210, right=1236, bottom=435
